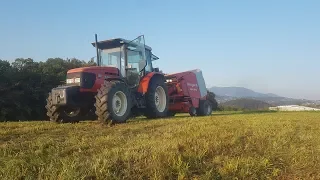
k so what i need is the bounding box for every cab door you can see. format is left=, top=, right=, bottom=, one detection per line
left=125, top=35, right=147, bottom=87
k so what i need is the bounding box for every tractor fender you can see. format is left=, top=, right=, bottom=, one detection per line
left=105, top=77, right=126, bottom=83
left=138, top=72, right=165, bottom=94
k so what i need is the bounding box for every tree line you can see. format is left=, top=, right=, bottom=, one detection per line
left=217, top=98, right=271, bottom=111
left=0, top=58, right=96, bottom=121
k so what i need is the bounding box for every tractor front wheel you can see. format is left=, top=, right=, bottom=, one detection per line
left=145, top=77, right=169, bottom=119
left=94, top=81, right=132, bottom=125
left=45, top=93, right=81, bottom=123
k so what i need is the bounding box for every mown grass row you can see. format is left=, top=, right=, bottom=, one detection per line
left=0, top=111, right=319, bottom=179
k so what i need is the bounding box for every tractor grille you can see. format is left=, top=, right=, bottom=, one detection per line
left=67, top=72, right=96, bottom=89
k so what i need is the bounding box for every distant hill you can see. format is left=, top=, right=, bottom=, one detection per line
left=209, top=86, right=315, bottom=106
left=209, top=86, right=280, bottom=98
left=221, top=98, right=271, bottom=110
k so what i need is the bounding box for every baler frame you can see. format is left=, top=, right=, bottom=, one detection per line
left=165, top=69, right=213, bottom=116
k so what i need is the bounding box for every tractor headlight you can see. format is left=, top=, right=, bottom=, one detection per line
left=66, top=78, right=81, bottom=84
left=66, top=78, right=74, bottom=84
left=74, top=78, right=81, bottom=83
left=166, top=79, right=173, bottom=83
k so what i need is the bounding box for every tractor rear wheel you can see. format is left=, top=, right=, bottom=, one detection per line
left=197, top=100, right=212, bottom=116
left=45, top=92, right=81, bottom=123
left=144, top=77, right=169, bottom=119
left=94, top=81, right=132, bottom=125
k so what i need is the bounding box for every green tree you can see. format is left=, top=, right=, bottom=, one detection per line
left=207, top=90, right=219, bottom=111
left=0, top=57, right=95, bottom=121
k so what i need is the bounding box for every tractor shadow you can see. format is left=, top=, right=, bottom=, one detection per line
left=166, top=110, right=278, bottom=119
left=124, top=110, right=278, bottom=124
left=212, top=110, right=278, bottom=116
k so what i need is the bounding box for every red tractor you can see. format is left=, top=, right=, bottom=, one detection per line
left=45, top=35, right=215, bottom=125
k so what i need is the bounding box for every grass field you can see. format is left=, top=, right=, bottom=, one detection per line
left=1, top=111, right=320, bottom=179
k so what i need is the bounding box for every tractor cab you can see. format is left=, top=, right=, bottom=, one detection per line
left=92, top=35, right=159, bottom=87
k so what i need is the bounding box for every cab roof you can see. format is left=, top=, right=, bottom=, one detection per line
left=91, top=38, right=152, bottom=51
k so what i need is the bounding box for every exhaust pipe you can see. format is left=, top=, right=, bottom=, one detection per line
left=95, top=34, right=100, bottom=66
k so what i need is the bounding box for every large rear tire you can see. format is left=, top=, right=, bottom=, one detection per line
left=94, top=81, right=132, bottom=125
left=144, top=77, right=169, bottom=119
left=45, top=92, right=81, bottom=123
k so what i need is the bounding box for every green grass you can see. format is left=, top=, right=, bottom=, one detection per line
left=1, top=111, right=320, bottom=179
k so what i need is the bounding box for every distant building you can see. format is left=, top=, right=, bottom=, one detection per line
left=269, top=105, right=320, bottom=111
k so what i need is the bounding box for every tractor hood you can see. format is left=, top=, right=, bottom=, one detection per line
left=67, top=66, right=119, bottom=75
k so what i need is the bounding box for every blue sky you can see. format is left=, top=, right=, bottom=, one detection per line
left=1, top=0, right=319, bottom=100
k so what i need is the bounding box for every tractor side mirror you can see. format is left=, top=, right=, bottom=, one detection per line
left=154, top=67, right=159, bottom=72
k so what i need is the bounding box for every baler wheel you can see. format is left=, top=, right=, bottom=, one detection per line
left=167, top=111, right=176, bottom=117
left=94, top=81, right=132, bottom=125
left=197, top=100, right=212, bottom=116
left=144, top=77, right=169, bottom=119
left=189, top=106, right=197, bottom=116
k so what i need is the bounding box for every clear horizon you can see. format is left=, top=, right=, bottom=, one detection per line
left=1, top=0, right=319, bottom=100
